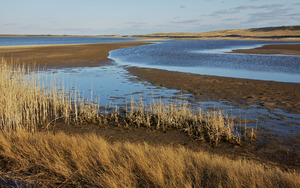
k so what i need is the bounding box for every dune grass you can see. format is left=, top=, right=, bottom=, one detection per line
left=0, top=131, right=299, bottom=187
left=1, top=59, right=298, bottom=187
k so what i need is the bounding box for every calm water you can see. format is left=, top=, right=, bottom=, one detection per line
left=110, top=40, right=300, bottom=83
left=0, top=36, right=135, bottom=46
left=40, top=65, right=187, bottom=106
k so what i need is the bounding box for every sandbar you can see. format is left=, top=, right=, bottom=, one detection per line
left=127, top=67, right=300, bottom=114
left=0, top=42, right=149, bottom=69
left=231, top=44, right=300, bottom=55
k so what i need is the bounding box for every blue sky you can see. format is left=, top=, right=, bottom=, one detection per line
left=1, top=0, right=299, bottom=35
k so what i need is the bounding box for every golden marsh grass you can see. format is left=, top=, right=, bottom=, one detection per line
left=0, top=131, right=299, bottom=187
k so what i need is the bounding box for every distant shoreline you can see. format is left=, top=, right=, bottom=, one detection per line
left=133, top=25, right=300, bottom=41
left=0, top=34, right=125, bottom=38
left=2, top=35, right=300, bottom=42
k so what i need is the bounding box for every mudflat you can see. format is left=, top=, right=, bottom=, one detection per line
left=231, top=44, right=300, bottom=55
left=127, top=67, right=300, bottom=114
left=0, top=42, right=149, bottom=69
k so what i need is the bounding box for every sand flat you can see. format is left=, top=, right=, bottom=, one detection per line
left=231, top=44, right=300, bottom=55
left=0, top=42, right=150, bottom=69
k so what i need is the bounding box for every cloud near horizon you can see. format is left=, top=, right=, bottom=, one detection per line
left=210, top=4, right=284, bottom=17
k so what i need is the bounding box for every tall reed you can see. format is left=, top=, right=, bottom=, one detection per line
left=122, top=98, right=251, bottom=145
left=0, top=59, right=100, bottom=132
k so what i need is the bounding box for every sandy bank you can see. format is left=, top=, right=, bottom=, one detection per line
left=0, top=42, right=149, bottom=69
left=231, top=44, right=300, bottom=55
left=127, top=67, right=300, bottom=114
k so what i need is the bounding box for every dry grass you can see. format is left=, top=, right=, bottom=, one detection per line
left=0, top=131, right=299, bottom=187
left=0, top=58, right=101, bottom=132
left=120, top=98, right=254, bottom=145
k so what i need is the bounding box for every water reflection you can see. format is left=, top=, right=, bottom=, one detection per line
left=39, top=64, right=186, bottom=106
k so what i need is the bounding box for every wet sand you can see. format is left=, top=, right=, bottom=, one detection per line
left=0, top=42, right=149, bottom=69
left=231, top=44, right=300, bottom=55
left=127, top=67, right=300, bottom=114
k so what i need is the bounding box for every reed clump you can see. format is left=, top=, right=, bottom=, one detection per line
left=0, top=59, right=101, bottom=132
left=0, top=131, right=298, bottom=187
left=119, top=98, right=252, bottom=145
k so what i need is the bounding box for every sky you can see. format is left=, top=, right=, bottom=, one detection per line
left=1, top=0, right=300, bottom=35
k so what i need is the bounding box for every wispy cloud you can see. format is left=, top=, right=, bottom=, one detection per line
left=126, top=22, right=145, bottom=25
left=287, top=13, right=300, bottom=17
left=210, top=4, right=284, bottom=17
left=293, top=2, right=300, bottom=6
left=1, top=23, right=17, bottom=26
left=210, top=9, right=239, bottom=16
left=170, top=19, right=202, bottom=24
left=180, top=5, right=186, bottom=9
left=239, top=4, right=283, bottom=10
left=242, top=7, right=298, bottom=26
left=222, top=18, right=240, bottom=22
